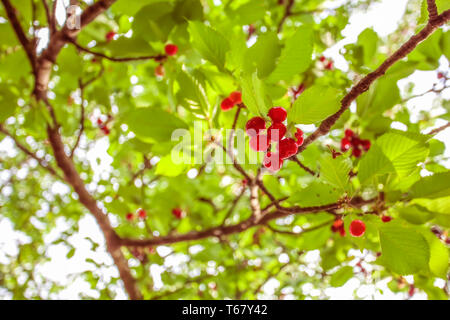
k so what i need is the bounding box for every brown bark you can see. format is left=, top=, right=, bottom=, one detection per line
left=47, top=126, right=142, bottom=300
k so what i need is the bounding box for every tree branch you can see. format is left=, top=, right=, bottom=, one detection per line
left=297, top=10, right=450, bottom=154
left=291, top=157, right=316, bottom=176
left=0, top=124, right=63, bottom=180
left=69, top=40, right=167, bottom=63
left=277, top=0, right=294, bottom=33
left=1, top=0, right=36, bottom=71
left=34, top=0, right=118, bottom=99
left=119, top=201, right=346, bottom=247
left=46, top=125, right=142, bottom=300
left=427, top=0, right=439, bottom=22
left=426, top=122, right=450, bottom=135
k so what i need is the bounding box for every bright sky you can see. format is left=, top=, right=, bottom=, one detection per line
left=0, top=0, right=448, bottom=300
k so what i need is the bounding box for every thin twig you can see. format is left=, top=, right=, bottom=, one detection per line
left=0, top=124, right=63, bottom=180
left=297, top=9, right=450, bottom=154
left=426, top=122, right=450, bottom=135
left=69, top=40, right=167, bottom=63
left=291, top=157, right=316, bottom=176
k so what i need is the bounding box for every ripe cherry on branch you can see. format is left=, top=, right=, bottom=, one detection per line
left=263, top=152, right=283, bottom=172
left=105, top=31, right=116, bottom=42
left=249, top=134, right=270, bottom=152
left=349, top=220, right=366, bottom=237
left=155, top=64, right=165, bottom=77
left=137, top=209, right=147, bottom=220
left=126, top=213, right=134, bottom=221
left=220, top=91, right=242, bottom=111
left=331, top=218, right=346, bottom=237
left=277, top=138, right=298, bottom=159
left=268, top=107, right=287, bottom=122
left=341, top=129, right=371, bottom=158
left=172, top=208, right=184, bottom=219
left=268, top=122, right=287, bottom=142
left=245, top=117, right=266, bottom=136
left=164, top=44, right=178, bottom=56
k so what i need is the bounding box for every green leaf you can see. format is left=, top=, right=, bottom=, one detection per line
left=175, top=70, right=209, bottom=116
left=107, top=37, right=156, bottom=57
left=396, top=204, right=435, bottom=225
left=356, top=78, right=400, bottom=119
left=358, top=144, right=396, bottom=184
left=155, top=155, right=187, bottom=177
left=66, top=248, right=75, bottom=259
left=376, top=131, right=429, bottom=178
left=318, top=155, right=352, bottom=191
left=413, top=196, right=450, bottom=215
left=132, top=2, right=176, bottom=43
left=409, top=171, right=450, bottom=199
left=240, top=72, right=269, bottom=116
left=125, top=107, right=188, bottom=143
left=268, top=25, right=313, bottom=82
left=290, top=181, right=340, bottom=207
left=188, top=21, right=230, bottom=69
left=378, top=225, right=430, bottom=275
left=244, top=32, right=281, bottom=78
left=422, top=231, right=449, bottom=279
left=0, top=85, right=17, bottom=122
left=330, top=266, right=354, bottom=287
left=289, top=85, right=341, bottom=124
left=357, top=28, right=379, bottom=66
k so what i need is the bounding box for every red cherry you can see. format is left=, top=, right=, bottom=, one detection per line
left=164, top=44, right=178, bottom=56
left=339, top=227, right=346, bottom=237
left=172, top=208, right=183, bottom=219
left=351, top=137, right=361, bottom=147
left=268, top=107, right=287, bottom=122
left=295, top=128, right=304, bottom=146
left=381, top=216, right=392, bottom=223
left=319, top=56, right=326, bottom=62
left=344, top=129, right=354, bottom=138
left=332, top=219, right=344, bottom=229
left=242, top=179, right=248, bottom=186
left=106, top=31, right=116, bottom=42
left=229, top=91, right=242, bottom=105
left=220, top=97, right=235, bottom=111
left=325, top=61, right=333, bottom=70
left=341, top=138, right=351, bottom=151
left=126, top=213, right=134, bottom=221
left=249, top=134, right=270, bottom=152
left=263, top=152, right=283, bottom=172
left=408, top=285, right=415, bottom=297
left=137, top=209, right=147, bottom=219
left=155, top=64, right=165, bottom=77
left=349, top=220, right=366, bottom=237
left=277, top=138, right=298, bottom=159
left=437, top=72, right=444, bottom=79
left=352, top=147, right=362, bottom=158
left=101, top=126, right=110, bottom=135
left=97, top=119, right=103, bottom=126
left=360, top=139, right=371, bottom=151
left=245, top=117, right=266, bottom=137
left=267, top=122, right=287, bottom=142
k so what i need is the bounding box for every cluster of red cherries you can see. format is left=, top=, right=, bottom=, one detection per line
left=332, top=215, right=392, bottom=237
left=319, top=56, right=334, bottom=70
left=96, top=118, right=110, bottom=135
left=340, top=129, right=371, bottom=158
left=126, top=208, right=147, bottom=221
left=220, top=91, right=242, bottom=111
left=331, top=219, right=366, bottom=237
left=245, top=107, right=304, bottom=172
